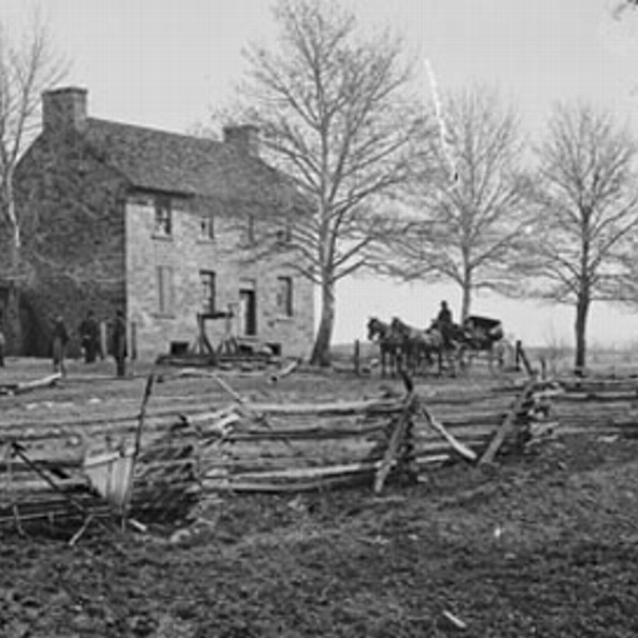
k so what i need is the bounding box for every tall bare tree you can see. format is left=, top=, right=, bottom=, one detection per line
left=236, top=0, right=419, bottom=366
left=517, top=103, right=638, bottom=371
left=0, top=12, right=66, bottom=348
left=387, top=87, right=531, bottom=321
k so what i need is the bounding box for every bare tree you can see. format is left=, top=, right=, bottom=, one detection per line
left=235, top=0, right=420, bottom=366
left=0, top=11, right=66, bottom=347
left=387, top=87, right=532, bottom=321
left=517, top=103, right=638, bottom=371
left=611, top=0, right=638, bottom=20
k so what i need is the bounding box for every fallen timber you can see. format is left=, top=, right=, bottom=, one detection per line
left=0, top=373, right=557, bottom=529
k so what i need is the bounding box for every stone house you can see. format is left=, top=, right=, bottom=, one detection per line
left=12, top=87, right=314, bottom=360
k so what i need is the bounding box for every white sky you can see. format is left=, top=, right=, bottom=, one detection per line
left=4, top=0, right=638, bottom=348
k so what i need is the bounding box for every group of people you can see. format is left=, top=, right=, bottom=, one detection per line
left=51, top=309, right=128, bottom=377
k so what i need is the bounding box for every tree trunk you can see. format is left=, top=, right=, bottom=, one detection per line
left=4, top=227, right=23, bottom=355
left=461, top=265, right=472, bottom=321
left=310, top=279, right=335, bottom=367
left=460, top=282, right=471, bottom=322
left=574, top=293, right=589, bottom=373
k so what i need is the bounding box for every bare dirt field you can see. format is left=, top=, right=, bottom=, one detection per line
left=2, top=356, right=638, bottom=637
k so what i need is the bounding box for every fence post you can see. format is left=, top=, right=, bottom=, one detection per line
left=354, top=339, right=360, bottom=376
left=515, top=340, right=522, bottom=371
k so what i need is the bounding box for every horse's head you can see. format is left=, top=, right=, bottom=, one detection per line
left=367, top=317, right=383, bottom=341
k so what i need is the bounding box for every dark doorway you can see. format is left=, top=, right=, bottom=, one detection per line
left=239, top=289, right=256, bottom=336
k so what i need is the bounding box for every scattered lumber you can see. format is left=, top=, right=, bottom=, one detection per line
left=0, top=372, right=62, bottom=396
left=270, top=358, right=300, bottom=383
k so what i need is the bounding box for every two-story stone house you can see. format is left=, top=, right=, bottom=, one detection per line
left=12, top=87, right=314, bottom=359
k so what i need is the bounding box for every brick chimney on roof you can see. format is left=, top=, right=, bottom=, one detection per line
left=42, top=87, right=88, bottom=133
left=223, top=124, right=259, bottom=157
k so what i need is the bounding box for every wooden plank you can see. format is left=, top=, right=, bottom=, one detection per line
left=418, top=403, right=478, bottom=462
left=373, top=395, right=416, bottom=494
left=479, top=379, right=536, bottom=465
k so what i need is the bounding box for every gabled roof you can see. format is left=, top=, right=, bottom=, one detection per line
left=82, top=118, right=301, bottom=209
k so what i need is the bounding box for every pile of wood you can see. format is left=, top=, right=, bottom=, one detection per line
left=0, top=377, right=201, bottom=530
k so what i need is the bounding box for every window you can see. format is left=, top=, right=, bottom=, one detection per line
left=199, top=214, right=214, bottom=240
left=156, top=265, right=175, bottom=314
left=246, top=214, right=255, bottom=244
left=276, top=276, right=293, bottom=317
left=275, top=219, right=292, bottom=244
left=154, top=196, right=172, bottom=236
left=200, top=270, right=216, bottom=313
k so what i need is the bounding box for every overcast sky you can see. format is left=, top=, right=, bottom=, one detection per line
left=5, top=0, right=638, bottom=348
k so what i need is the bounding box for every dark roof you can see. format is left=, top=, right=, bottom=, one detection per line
left=83, top=118, right=301, bottom=208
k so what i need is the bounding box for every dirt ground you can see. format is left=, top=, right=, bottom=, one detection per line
left=2, top=357, right=638, bottom=637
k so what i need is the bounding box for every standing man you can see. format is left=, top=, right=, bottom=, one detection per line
left=51, top=315, right=69, bottom=376
left=79, top=309, right=100, bottom=363
left=112, top=309, right=127, bottom=378
left=436, top=300, right=453, bottom=348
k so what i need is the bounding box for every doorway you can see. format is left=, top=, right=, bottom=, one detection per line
left=239, top=288, right=256, bottom=336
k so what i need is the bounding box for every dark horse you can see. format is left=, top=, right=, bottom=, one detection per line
left=391, top=317, right=461, bottom=377
left=367, top=317, right=404, bottom=377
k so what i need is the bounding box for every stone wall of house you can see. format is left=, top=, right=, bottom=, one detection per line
left=125, top=194, right=315, bottom=360
left=14, top=132, right=127, bottom=356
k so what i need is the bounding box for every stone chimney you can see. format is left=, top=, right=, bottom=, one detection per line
left=223, top=124, right=259, bottom=157
left=42, top=87, right=88, bottom=133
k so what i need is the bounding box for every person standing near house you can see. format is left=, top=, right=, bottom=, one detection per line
left=435, top=300, right=454, bottom=348
left=112, top=309, right=127, bottom=378
left=51, top=315, right=69, bottom=376
left=79, top=309, right=100, bottom=363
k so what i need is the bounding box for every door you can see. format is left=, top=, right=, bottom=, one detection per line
left=239, top=289, right=256, bottom=336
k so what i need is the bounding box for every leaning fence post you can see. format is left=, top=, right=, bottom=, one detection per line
left=354, top=339, right=360, bottom=376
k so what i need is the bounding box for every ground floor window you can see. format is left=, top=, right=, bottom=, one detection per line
left=157, top=265, right=175, bottom=314
left=276, top=276, right=293, bottom=317
left=200, top=270, right=216, bottom=313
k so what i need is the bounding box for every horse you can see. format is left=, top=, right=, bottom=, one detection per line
left=366, top=317, right=404, bottom=378
left=391, top=317, right=461, bottom=377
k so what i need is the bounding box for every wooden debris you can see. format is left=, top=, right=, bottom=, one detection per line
left=270, top=358, right=300, bottom=383
left=0, top=372, right=62, bottom=396
left=442, top=609, right=468, bottom=630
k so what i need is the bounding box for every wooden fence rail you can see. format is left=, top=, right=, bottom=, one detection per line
left=0, top=374, right=558, bottom=529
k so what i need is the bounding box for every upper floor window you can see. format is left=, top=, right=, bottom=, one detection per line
left=276, top=276, right=293, bottom=317
left=154, top=196, right=172, bottom=236
left=276, top=219, right=293, bottom=244
left=246, top=214, right=255, bottom=244
left=200, top=270, right=216, bottom=313
left=200, top=214, right=215, bottom=241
